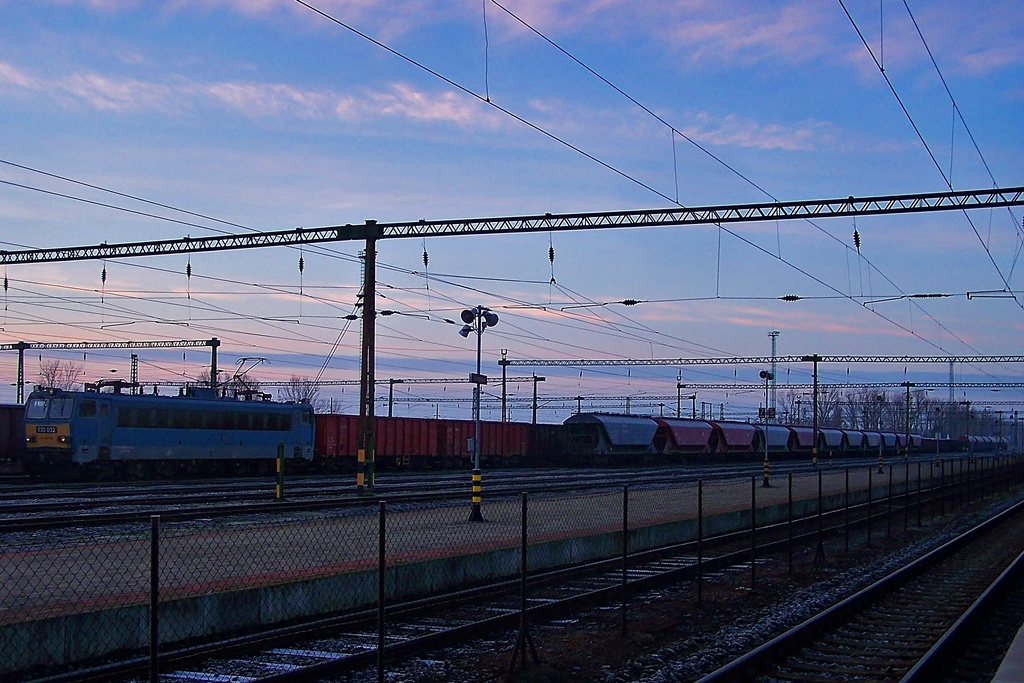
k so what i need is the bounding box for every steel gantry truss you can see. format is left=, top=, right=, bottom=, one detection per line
left=579, top=382, right=1024, bottom=391
left=503, top=355, right=1024, bottom=367
left=3, top=185, right=1022, bottom=492
left=1, top=186, right=1022, bottom=264
left=2, top=339, right=220, bottom=402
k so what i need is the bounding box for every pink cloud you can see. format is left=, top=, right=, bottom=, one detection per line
left=370, top=83, right=504, bottom=127
left=60, top=72, right=181, bottom=113
left=1, top=60, right=502, bottom=130
left=681, top=113, right=833, bottom=152
left=204, top=81, right=341, bottom=118
left=0, top=62, right=36, bottom=90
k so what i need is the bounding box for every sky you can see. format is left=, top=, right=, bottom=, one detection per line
left=0, top=0, right=1022, bottom=424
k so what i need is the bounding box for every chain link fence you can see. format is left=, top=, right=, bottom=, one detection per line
left=2, top=455, right=1020, bottom=681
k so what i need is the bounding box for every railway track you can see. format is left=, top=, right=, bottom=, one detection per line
left=0, top=457, right=930, bottom=529
left=698, top=497, right=1024, bottom=682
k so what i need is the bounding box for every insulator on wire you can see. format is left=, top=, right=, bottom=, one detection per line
left=548, top=240, right=556, bottom=285
left=423, top=249, right=429, bottom=268
left=853, top=228, right=861, bottom=253
left=186, top=261, right=192, bottom=279
left=101, top=267, right=107, bottom=285
left=298, top=255, right=304, bottom=274
left=3, top=275, right=7, bottom=292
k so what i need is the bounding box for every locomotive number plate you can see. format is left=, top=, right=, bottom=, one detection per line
left=35, top=426, right=57, bottom=434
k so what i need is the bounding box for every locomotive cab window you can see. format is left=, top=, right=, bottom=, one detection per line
left=50, top=397, right=75, bottom=419
left=79, top=400, right=97, bottom=418
left=26, top=399, right=48, bottom=420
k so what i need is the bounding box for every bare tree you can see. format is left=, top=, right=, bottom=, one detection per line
left=38, top=359, right=84, bottom=390
left=279, top=376, right=324, bottom=411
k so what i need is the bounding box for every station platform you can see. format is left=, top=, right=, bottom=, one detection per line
left=992, top=623, right=1024, bottom=682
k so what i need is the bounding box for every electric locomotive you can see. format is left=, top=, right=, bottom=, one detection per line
left=23, top=381, right=314, bottom=478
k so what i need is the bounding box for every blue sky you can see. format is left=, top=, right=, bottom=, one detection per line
left=0, top=0, right=1022, bottom=422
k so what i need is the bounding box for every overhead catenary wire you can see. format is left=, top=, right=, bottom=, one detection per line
left=836, top=0, right=1022, bottom=311
left=481, top=0, right=1007, bottom=354
left=291, top=0, right=677, bottom=205
left=898, top=1, right=1024, bottom=245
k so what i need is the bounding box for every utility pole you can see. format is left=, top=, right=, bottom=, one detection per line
left=676, top=371, right=682, bottom=418
left=949, top=360, right=955, bottom=403
left=500, top=350, right=509, bottom=423
left=802, top=355, right=821, bottom=466
left=532, top=374, right=545, bottom=425
left=902, top=382, right=914, bottom=458
left=387, top=378, right=404, bottom=417
left=357, top=224, right=381, bottom=496
left=769, top=331, right=780, bottom=423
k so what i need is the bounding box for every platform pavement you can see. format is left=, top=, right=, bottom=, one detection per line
left=992, top=623, right=1024, bottom=682
left=0, top=463, right=924, bottom=624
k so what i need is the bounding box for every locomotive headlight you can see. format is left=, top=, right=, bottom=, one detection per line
left=59, top=435, right=68, bottom=443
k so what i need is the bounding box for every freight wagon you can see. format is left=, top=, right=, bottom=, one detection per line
left=0, top=403, right=25, bottom=463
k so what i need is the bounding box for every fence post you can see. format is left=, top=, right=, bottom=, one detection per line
left=697, top=479, right=703, bottom=608
left=886, top=465, right=893, bottom=538
left=275, top=442, right=285, bottom=501
left=980, top=456, right=984, bottom=499
left=867, top=467, right=873, bottom=545
left=814, top=470, right=825, bottom=565
left=150, top=515, right=160, bottom=683
left=621, top=484, right=628, bottom=636
left=884, top=464, right=892, bottom=540
left=979, top=457, right=985, bottom=501
left=921, top=462, right=929, bottom=528
left=378, top=501, right=386, bottom=683
left=941, top=460, right=946, bottom=516
left=750, top=476, right=756, bottom=590
left=844, top=467, right=850, bottom=555
left=904, top=460, right=910, bottom=532
left=966, top=457, right=971, bottom=508
left=787, top=472, right=793, bottom=575
left=510, top=492, right=539, bottom=672
left=929, top=458, right=935, bottom=521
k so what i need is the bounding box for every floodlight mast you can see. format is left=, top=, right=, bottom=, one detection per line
left=460, top=306, right=498, bottom=522
left=759, top=370, right=774, bottom=487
